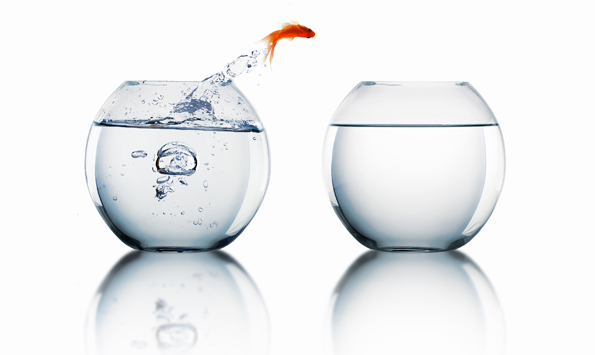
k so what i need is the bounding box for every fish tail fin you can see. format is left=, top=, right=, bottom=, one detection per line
left=265, top=39, right=277, bottom=68
left=259, top=31, right=279, bottom=68
left=259, top=32, right=274, bottom=64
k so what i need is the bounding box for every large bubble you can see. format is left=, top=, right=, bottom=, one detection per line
left=156, top=142, right=198, bottom=176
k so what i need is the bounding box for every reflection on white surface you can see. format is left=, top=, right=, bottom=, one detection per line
left=86, top=251, right=269, bottom=355
left=328, top=251, right=504, bottom=355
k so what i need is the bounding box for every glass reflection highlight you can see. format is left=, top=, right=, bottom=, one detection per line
left=328, top=251, right=504, bottom=355
left=86, top=251, right=269, bottom=355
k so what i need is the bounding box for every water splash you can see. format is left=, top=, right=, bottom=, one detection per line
left=113, top=50, right=264, bottom=132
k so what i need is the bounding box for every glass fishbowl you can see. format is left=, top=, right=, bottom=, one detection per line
left=322, top=81, right=505, bottom=252
left=85, top=80, right=269, bottom=251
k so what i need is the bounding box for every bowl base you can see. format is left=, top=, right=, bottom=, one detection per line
left=377, top=247, right=444, bottom=253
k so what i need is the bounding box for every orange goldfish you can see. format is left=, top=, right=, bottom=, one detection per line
left=260, top=21, right=315, bottom=66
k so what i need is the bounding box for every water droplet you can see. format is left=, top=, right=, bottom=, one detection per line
left=252, top=137, right=257, bottom=140
left=141, top=100, right=145, bottom=104
left=193, top=218, right=203, bottom=226
left=203, top=180, right=208, bottom=188
left=156, top=323, right=197, bottom=354
left=112, top=196, right=118, bottom=201
left=156, top=142, right=198, bottom=176
left=181, top=211, right=185, bottom=215
left=178, top=177, right=188, bottom=186
left=198, top=207, right=203, bottom=212
left=131, top=150, right=148, bottom=158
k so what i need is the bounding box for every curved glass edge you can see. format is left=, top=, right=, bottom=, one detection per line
left=330, top=81, right=499, bottom=126
left=226, top=130, right=271, bottom=237
left=462, top=125, right=506, bottom=237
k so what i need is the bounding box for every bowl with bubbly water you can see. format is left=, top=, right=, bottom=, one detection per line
left=85, top=80, right=270, bottom=251
left=322, top=81, right=505, bottom=252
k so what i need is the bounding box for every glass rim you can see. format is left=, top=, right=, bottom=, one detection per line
left=360, top=81, right=469, bottom=86
left=123, top=80, right=205, bottom=86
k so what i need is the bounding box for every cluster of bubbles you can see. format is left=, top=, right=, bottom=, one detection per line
left=153, top=142, right=199, bottom=200
left=131, top=142, right=203, bottom=200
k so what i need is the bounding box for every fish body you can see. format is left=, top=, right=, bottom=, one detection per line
left=260, top=22, right=315, bottom=66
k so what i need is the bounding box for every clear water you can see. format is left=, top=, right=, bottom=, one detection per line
left=326, top=124, right=504, bottom=251
left=89, top=123, right=268, bottom=251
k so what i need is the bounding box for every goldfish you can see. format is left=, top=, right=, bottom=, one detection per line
left=260, top=21, right=315, bottom=66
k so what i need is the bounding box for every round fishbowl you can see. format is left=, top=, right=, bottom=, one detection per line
left=322, top=81, right=505, bottom=252
left=85, top=80, right=270, bottom=251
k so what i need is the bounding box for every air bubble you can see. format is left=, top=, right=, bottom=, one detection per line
left=156, top=142, right=198, bottom=176
left=113, top=196, right=118, bottom=201
left=157, top=176, right=171, bottom=184
left=203, top=180, right=208, bottom=188
left=131, top=150, right=148, bottom=158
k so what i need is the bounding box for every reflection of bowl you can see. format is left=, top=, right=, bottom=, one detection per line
left=86, top=251, right=269, bottom=355
left=85, top=81, right=270, bottom=251
left=323, top=82, right=505, bottom=252
left=328, top=251, right=505, bottom=355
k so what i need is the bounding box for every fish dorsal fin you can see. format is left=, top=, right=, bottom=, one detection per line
left=281, top=20, right=300, bottom=28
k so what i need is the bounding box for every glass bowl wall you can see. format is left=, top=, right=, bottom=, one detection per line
left=322, top=81, right=505, bottom=252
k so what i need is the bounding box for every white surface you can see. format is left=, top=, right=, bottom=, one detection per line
left=1, top=0, right=594, bottom=354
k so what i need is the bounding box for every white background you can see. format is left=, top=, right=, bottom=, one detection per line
left=2, top=0, right=594, bottom=354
